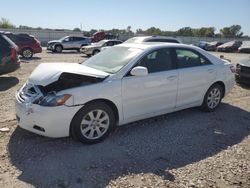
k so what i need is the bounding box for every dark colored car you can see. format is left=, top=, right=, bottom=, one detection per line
left=205, top=41, right=224, bottom=51
left=197, top=41, right=209, bottom=50
left=4, top=32, right=42, bottom=59
left=0, top=33, right=20, bottom=75
left=217, top=41, right=242, bottom=52
left=235, top=58, right=250, bottom=85
left=91, top=31, right=118, bottom=43
left=238, top=41, right=250, bottom=53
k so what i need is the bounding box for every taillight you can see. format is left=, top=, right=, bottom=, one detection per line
left=10, top=48, right=17, bottom=61
left=230, top=65, right=236, bottom=73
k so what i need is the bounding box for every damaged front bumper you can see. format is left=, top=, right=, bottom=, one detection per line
left=15, top=84, right=82, bottom=138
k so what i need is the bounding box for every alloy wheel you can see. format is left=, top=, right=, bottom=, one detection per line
left=207, top=88, right=221, bottom=109
left=80, top=109, right=110, bottom=139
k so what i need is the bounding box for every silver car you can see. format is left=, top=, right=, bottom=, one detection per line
left=47, top=36, right=91, bottom=53
left=81, top=39, right=122, bottom=56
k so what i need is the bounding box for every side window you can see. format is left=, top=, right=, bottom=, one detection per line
left=175, top=49, right=211, bottom=68
left=107, top=41, right=114, bottom=46
left=17, top=36, right=32, bottom=42
left=147, top=39, right=179, bottom=43
left=137, top=48, right=173, bottom=73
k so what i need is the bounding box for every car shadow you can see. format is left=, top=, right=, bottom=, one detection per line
left=46, top=51, right=81, bottom=54
left=0, top=76, right=19, bottom=91
left=7, top=103, right=250, bottom=188
left=20, top=57, right=42, bottom=63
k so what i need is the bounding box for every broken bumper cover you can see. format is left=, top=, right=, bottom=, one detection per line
left=15, top=92, right=82, bottom=138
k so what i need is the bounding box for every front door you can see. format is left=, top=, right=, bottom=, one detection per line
left=122, top=48, right=178, bottom=120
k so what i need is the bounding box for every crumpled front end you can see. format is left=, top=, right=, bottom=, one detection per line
left=15, top=83, right=82, bottom=137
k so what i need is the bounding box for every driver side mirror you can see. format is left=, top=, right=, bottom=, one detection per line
left=130, top=66, right=148, bottom=76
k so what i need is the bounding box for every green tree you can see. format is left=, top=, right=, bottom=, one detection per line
left=73, top=28, right=81, bottom=32
left=144, top=27, right=162, bottom=36
left=0, top=18, right=15, bottom=28
left=177, top=27, right=193, bottom=36
left=220, top=25, right=243, bottom=37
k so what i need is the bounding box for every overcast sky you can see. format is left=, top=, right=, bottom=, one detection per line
left=1, top=0, right=249, bottom=35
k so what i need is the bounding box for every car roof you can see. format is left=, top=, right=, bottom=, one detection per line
left=119, top=42, right=197, bottom=51
left=125, top=36, right=180, bottom=43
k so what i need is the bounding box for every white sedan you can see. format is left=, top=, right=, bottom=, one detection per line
left=15, top=43, right=235, bottom=144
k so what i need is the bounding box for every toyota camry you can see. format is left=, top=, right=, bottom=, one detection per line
left=15, top=43, right=235, bottom=144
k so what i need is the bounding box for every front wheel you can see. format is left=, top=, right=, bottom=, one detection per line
left=71, top=102, right=116, bottom=144
left=92, top=50, right=100, bottom=55
left=201, top=84, right=223, bottom=112
left=55, top=45, right=63, bottom=53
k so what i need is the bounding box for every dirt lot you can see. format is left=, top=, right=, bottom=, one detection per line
left=0, top=50, right=250, bottom=188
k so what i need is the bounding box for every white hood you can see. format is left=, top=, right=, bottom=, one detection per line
left=28, top=63, right=109, bottom=86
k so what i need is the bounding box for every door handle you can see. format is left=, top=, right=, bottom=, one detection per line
left=166, top=75, right=177, bottom=80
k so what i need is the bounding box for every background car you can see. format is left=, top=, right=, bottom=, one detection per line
left=197, top=41, right=209, bottom=50
left=81, top=39, right=122, bottom=56
left=4, top=32, right=42, bottom=59
left=16, top=43, right=235, bottom=144
left=205, top=41, right=224, bottom=51
left=124, top=36, right=181, bottom=44
left=238, top=41, right=250, bottom=53
left=236, top=58, right=250, bottom=84
left=217, top=41, right=242, bottom=52
left=0, top=33, right=20, bottom=75
left=47, top=36, right=91, bottom=53
left=91, top=31, right=118, bottom=42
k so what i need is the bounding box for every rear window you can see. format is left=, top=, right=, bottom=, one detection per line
left=16, top=36, right=33, bottom=42
left=147, top=39, right=179, bottom=43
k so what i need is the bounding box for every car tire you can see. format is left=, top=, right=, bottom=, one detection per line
left=22, top=48, right=33, bottom=59
left=71, top=102, right=116, bottom=144
left=55, top=45, right=63, bottom=53
left=92, top=50, right=100, bottom=55
left=201, top=84, right=223, bottom=112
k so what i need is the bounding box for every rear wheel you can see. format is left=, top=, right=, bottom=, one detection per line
left=22, top=48, right=33, bottom=59
left=201, top=84, right=223, bottom=112
left=71, top=102, right=116, bottom=144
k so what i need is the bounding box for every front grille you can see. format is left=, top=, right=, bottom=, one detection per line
left=17, top=84, right=43, bottom=104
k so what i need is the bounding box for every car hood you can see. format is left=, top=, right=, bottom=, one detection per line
left=48, top=40, right=61, bottom=44
left=84, top=45, right=101, bottom=49
left=28, top=63, right=109, bottom=86
left=239, top=59, right=250, bottom=67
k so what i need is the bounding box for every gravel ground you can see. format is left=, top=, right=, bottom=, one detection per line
left=0, top=50, right=250, bottom=188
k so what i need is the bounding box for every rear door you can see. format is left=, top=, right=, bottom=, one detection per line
left=173, top=48, right=217, bottom=107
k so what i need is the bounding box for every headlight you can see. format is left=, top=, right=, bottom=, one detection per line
left=39, top=94, right=72, bottom=106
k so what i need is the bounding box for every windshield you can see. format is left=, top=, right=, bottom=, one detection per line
left=59, top=36, right=68, bottom=41
left=94, top=40, right=107, bottom=46
left=82, top=46, right=142, bottom=74
left=125, top=37, right=145, bottom=43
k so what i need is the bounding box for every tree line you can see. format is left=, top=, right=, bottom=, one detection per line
left=0, top=17, right=248, bottom=38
